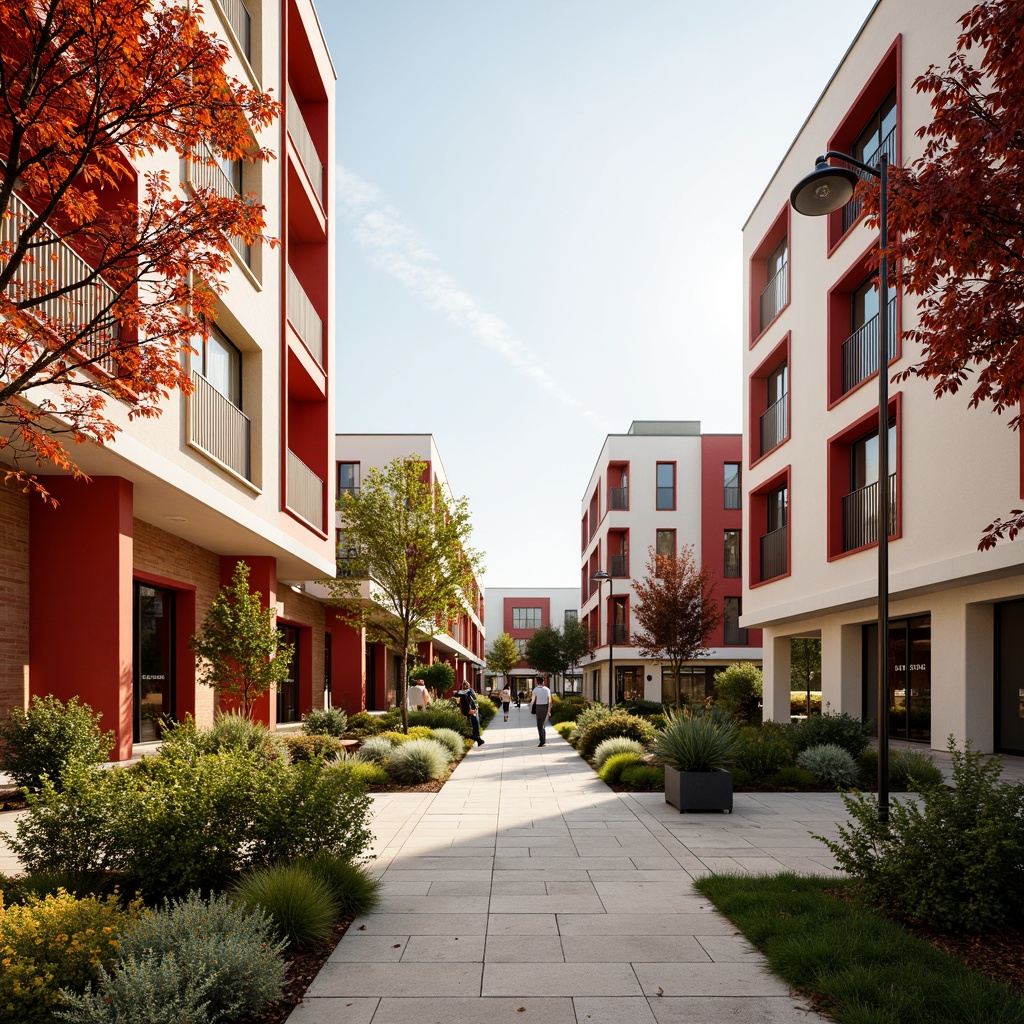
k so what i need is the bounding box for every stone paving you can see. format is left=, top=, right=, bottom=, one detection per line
left=287, top=709, right=849, bottom=1024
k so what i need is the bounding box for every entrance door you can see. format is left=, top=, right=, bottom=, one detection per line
left=620, top=666, right=644, bottom=702
left=133, top=582, right=175, bottom=742
left=996, top=600, right=1024, bottom=754
left=864, top=615, right=931, bottom=743
left=277, top=625, right=299, bottom=723
left=324, top=632, right=332, bottom=709
left=365, top=642, right=378, bottom=710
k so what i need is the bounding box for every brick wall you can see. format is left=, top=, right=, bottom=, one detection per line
left=0, top=486, right=29, bottom=715
left=280, top=588, right=327, bottom=714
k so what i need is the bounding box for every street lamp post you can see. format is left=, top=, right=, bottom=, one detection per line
left=592, top=569, right=615, bottom=709
left=791, top=150, right=891, bottom=822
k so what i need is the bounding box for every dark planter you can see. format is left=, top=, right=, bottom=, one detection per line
left=664, top=766, right=733, bottom=813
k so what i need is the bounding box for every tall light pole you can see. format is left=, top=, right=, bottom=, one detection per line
left=592, top=569, right=615, bottom=709
left=791, top=150, right=891, bottom=822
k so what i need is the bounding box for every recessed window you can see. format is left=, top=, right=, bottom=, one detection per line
left=200, top=327, right=242, bottom=407
left=656, top=463, right=676, bottom=510
left=723, top=598, right=749, bottom=645
left=337, top=462, right=360, bottom=497
left=724, top=531, right=741, bottom=578
left=760, top=237, right=788, bottom=332
left=564, top=609, right=578, bottom=624
left=656, top=529, right=676, bottom=557
left=724, top=463, right=741, bottom=509
left=844, top=420, right=897, bottom=553
left=512, top=607, right=542, bottom=630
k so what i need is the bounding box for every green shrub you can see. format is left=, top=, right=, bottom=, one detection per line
left=0, top=695, right=114, bottom=793
left=592, top=736, right=645, bottom=770
left=385, top=739, right=451, bottom=783
left=406, top=725, right=436, bottom=741
left=1, top=869, right=112, bottom=904
left=233, top=863, right=336, bottom=948
left=648, top=713, right=669, bottom=731
left=344, top=711, right=386, bottom=737
left=355, top=736, right=393, bottom=764
left=731, top=768, right=753, bottom=787
left=568, top=704, right=611, bottom=746
left=789, top=711, right=871, bottom=758
left=553, top=721, right=574, bottom=739
left=0, top=889, right=141, bottom=1023
left=619, top=698, right=666, bottom=718
left=619, top=764, right=664, bottom=790
left=857, top=747, right=945, bottom=791
left=300, top=854, right=381, bottom=918
left=409, top=660, right=456, bottom=693
left=476, top=694, right=498, bottom=727
left=769, top=766, right=817, bottom=790
left=713, top=663, right=763, bottom=721
left=342, top=760, right=389, bottom=787
left=796, top=744, right=860, bottom=788
left=159, top=713, right=283, bottom=764
left=377, top=709, right=403, bottom=730
left=734, top=726, right=794, bottom=780
left=550, top=698, right=594, bottom=725
left=380, top=730, right=412, bottom=745
left=598, top=752, right=643, bottom=784
left=652, top=708, right=739, bottom=772
left=576, top=712, right=654, bottom=762
left=302, top=707, right=349, bottom=737
left=407, top=706, right=470, bottom=736
left=281, top=734, right=345, bottom=763
left=429, top=728, right=466, bottom=760
left=822, top=740, right=1024, bottom=931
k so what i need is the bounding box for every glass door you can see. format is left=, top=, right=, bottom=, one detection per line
left=133, top=583, right=175, bottom=742
left=277, top=625, right=300, bottom=723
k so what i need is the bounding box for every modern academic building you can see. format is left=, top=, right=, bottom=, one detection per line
left=580, top=421, right=763, bottom=706
left=309, top=434, right=487, bottom=713
left=0, top=0, right=337, bottom=759
left=741, top=0, right=1024, bottom=754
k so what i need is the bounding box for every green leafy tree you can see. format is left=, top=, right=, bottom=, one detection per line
left=713, top=662, right=764, bottom=721
left=189, top=561, right=295, bottom=719
left=631, top=545, right=722, bottom=709
left=524, top=624, right=568, bottom=686
left=328, top=456, right=483, bottom=732
left=486, top=633, right=521, bottom=691
left=561, top=616, right=592, bottom=690
left=791, top=638, right=822, bottom=717
left=409, top=659, right=456, bottom=695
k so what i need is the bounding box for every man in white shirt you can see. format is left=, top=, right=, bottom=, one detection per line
left=530, top=679, right=552, bottom=746
left=408, top=680, right=430, bottom=710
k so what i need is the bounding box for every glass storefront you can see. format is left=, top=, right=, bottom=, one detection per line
left=864, top=615, right=931, bottom=743
left=133, top=583, right=175, bottom=742
left=996, top=599, right=1024, bottom=755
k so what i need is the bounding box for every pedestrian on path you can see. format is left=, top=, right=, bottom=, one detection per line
left=530, top=678, right=551, bottom=746
left=407, top=679, right=430, bottom=710
left=457, top=684, right=485, bottom=745
left=499, top=684, right=511, bottom=721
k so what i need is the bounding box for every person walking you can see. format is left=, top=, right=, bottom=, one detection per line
left=408, top=678, right=430, bottom=710
left=530, top=678, right=551, bottom=746
left=457, top=684, right=484, bottom=746
left=499, top=684, right=511, bottom=722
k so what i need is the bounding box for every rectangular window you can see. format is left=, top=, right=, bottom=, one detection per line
left=201, top=327, right=242, bottom=407
left=724, top=463, right=741, bottom=509
left=564, top=609, right=578, bottom=624
left=513, top=639, right=527, bottom=658
left=723, top=598, right=748, bottom=645
left=761, top=237, right=788, bottom=331
left=842, top=89, right=897, bottom=233
left=843, top=419, right=897, bottom=552
left=336, top=530, right=360, bottom=576
left=656, top=529, right=676, bottom=557
left=662, top=667, right=708, bottom=706
left=724, top=530, right=741, bottom=578
left=512, top=607, right=542, bottom=630
left=656, top=462, right=676, bottom=510
left=337, top=462, right=360, bottom=497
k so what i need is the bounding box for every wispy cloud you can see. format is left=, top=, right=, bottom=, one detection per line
left=336, top=164, right=597, bottom=419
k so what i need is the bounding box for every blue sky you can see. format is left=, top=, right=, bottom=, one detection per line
left=315, top=0, right=877, bottom=588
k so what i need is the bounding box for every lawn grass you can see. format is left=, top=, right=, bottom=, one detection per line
left=694, top=872, right=1024, bottom=1024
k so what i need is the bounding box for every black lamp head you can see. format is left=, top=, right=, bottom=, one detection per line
left=790, top=156, right=860, bottom=217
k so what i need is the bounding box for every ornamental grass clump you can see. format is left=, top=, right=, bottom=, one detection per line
left=796, top=744, right=860, bottom=789
left=301, top=707, right=348, bottom=737
left=429, top=727, right=466, bottom=760
left=384, top=738, right=451, bottom=783
left=598, top=752, right=643, bottom=784
left=652, top=707, right=739, bottom=773
left=619, top=764, right=664, bottom=790
left=232, top=863, right=336, bottom=948
left=299, top=853, right=382, bottom=918
left=592, top=736, right=646, bottom=771
left=407, top=706, right=470, bottom=736
left=343, top=759, right=389, bottom=786
left=356, top=736, right=393, bottom=765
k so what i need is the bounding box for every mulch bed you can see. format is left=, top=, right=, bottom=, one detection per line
left=901, top=920, right=1024, bottom=997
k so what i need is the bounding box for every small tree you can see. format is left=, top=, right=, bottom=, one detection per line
left=561, top=616, right=593, bottom=692
left=524, top=625, right=568, bottom=687
left=631, top=545, right=722, bottom=709
left=486, top=633, right=521, bottom=692
left=328, top=456, right=483, bottom=733
left=189, top=561, right=294, bottom=719
left=713, top=662, right=764, bottom=722
left=791, top=638, right=822, bottom=717
left=409, top=659, right=455, bottom=695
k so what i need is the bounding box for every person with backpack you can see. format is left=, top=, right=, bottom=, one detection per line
left=457, top=684, right=484, bottom=746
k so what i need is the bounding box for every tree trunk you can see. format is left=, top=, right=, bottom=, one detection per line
left=401, top=647, right=410, bottom=734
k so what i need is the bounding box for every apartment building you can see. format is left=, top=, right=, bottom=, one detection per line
left=310, top=434, right=486, bottom=713
left=580, top=422, right=762, bottom=705
left=0, top=0, right=336, bottom=758
left=742, top=0, right=1024, bottom=754
left=482, top=588, right=583, bottom=694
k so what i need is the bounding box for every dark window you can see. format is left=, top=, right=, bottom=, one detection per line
left=760, top=237, right=788, bottom=330
left=656, top=529, right=675, bottom=557
left=656, top=463, right=675, bottom=510
left=724, top=531, right=741, bottom=578
left=723, top=598, right=748, bottom=645
left=564, top=609, right=578, bottom=624
left=337, top=462, right=360, bottom=497
left=724, top=463, right=741, bottom=509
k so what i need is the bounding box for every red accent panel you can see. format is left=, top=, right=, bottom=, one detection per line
left=326, top=610, right=365, bottom=713
left=30, top=477, right=134, bottom=760
left=503, top=597, right=552, bottom=635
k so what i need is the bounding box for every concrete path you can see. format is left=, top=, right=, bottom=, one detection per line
left=288, top=709, right=848, bottom=1024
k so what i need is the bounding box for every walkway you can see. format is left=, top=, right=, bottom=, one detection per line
left=289, top=708, right=848, bottom=1024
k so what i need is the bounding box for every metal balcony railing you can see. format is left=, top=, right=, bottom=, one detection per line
left=724, top=485, right=741, bottom=510
left=842, top=473, right=897, bottom=551
left=287, top=449, right=325, bottom=530
left=287, top=88, right=324, bottom=202
left=286, top=265, right=323, bottom=366
left=759, top=260, right=787, bottom=332
left=1, top=190, right=119, bottom=374
left=842, top=295, right=897, bottom=393
left=841, top=125, right=897, bottom=234
left=759, top=392, right=788, bottom=455
left=187, top=142, right=252, bottom=266
left=217, top=0, right=251, bottom=59
left=610, top=554, right=628, bottom=577
left=760, top=525, right=788, bottom=581
left=609, top=486, right=628, bottom=509
left=189, top=369, right=251, bottom=479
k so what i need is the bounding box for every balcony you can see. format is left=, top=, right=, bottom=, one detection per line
left=187, top=143, right=252, bottom=266
left=286, top=266, right=323, bottom=366
left=841, top=125, right=898, bottom=234
left=724, top=485, right=741, bottom=510
left=287, top=449, right=325, bottom=530
left=759, top=392, right=788, bottom=456
left=217, top=0, right=251, bottom=60
left=189, top=370, right=251, bottom=479
left=842, top=473, right=897, bottom=551
left=760, top=525, right=788, bottom=581
left=2, top=190, right=119, bottom=374
left=842, top=295, right=897, bottom=394
left=287, top=89, right=324, bottom=203
left=610, top=554, right=629, bottom=577
left=759, top=261, right=788, bottom=332
left=609, top=486, right=628, bottom=509
left=610, top=622, right=629, bottom=645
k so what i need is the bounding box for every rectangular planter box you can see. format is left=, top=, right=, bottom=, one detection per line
left=664, top=766, right=733, bottom=813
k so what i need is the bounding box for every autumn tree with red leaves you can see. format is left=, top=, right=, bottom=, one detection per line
left=631, top=545, right=721, bottom=709
left=858, top=1, right=1024, bottom=547
left=0, top=0, right=279, bottom=498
